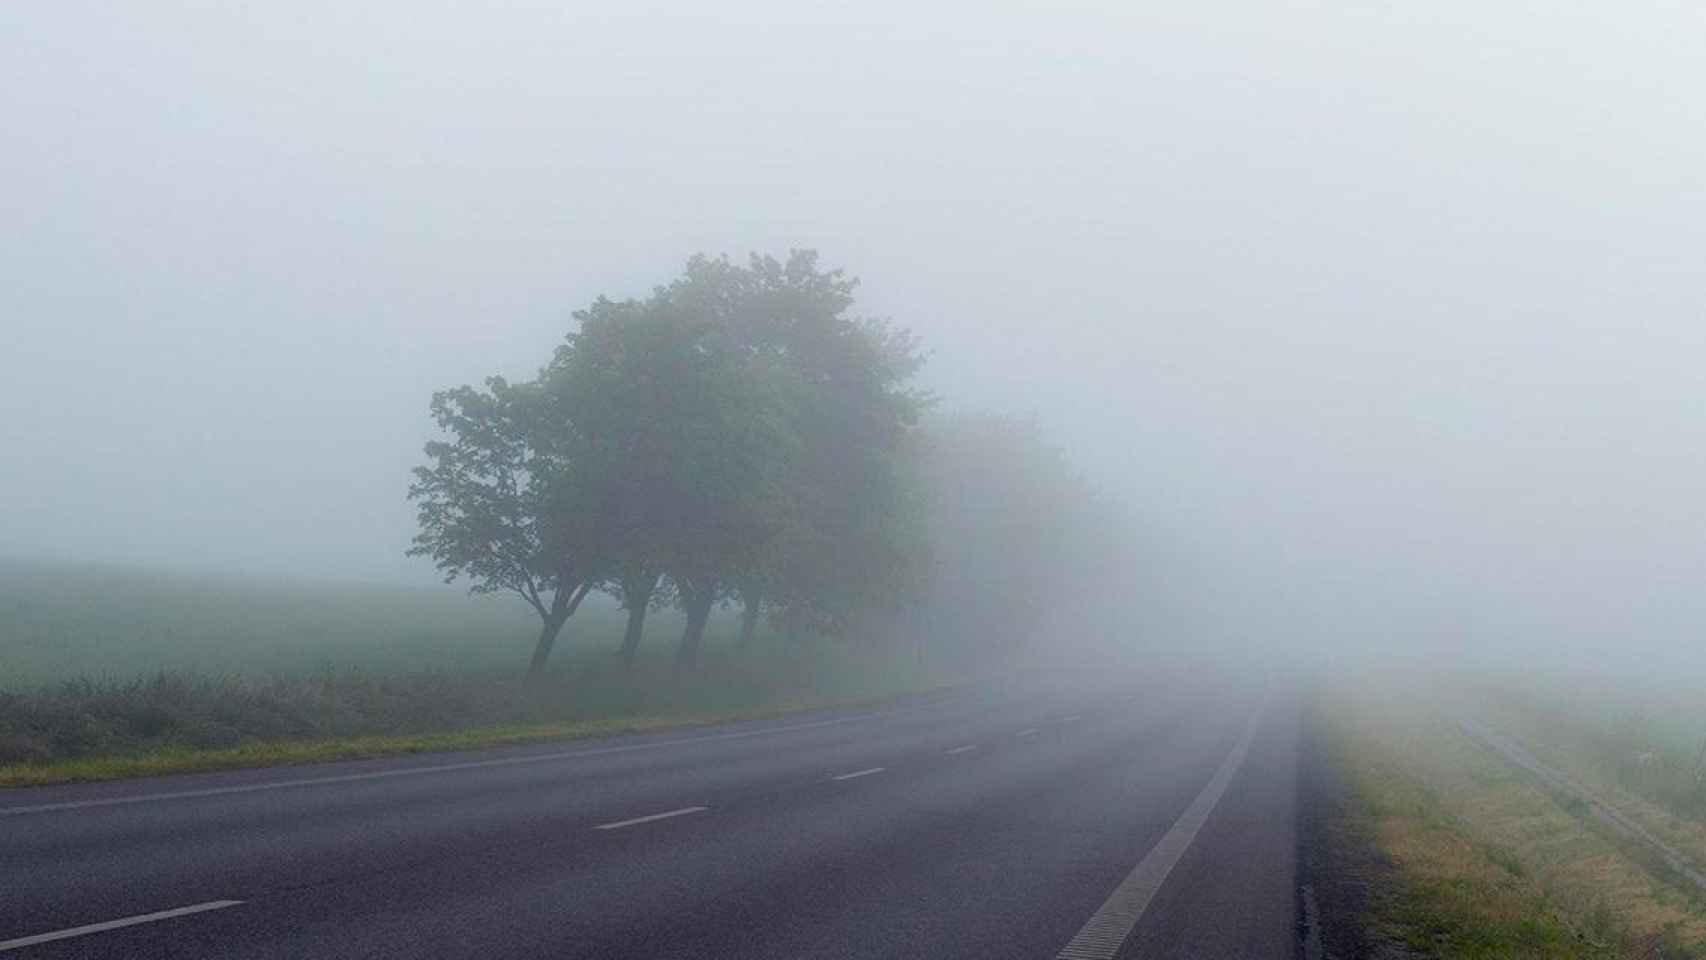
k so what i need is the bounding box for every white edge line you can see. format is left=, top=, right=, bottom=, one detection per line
left=1054, top=698, right=1268, bottom=960
left=593, top=805, right=708, bottom=831
left=831, top=767, right=886, bottom=781
left=945, top=744, right=978, bottom=755
left=0, top=900, right=244, bottom=953
left=0, top=712, right=882, bottom=817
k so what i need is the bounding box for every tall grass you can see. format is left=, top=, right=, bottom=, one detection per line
left=0, top=558, right=951, bottom=774
left=0, top=642, right=941, bottom=768
left=1471, top=673, right=1706, bottom=824
left=1317, top=679, right=1706, bottom=958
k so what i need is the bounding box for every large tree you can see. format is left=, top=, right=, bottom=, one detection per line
left=906, top=412, right=1122, bottom=660
left=727, top=251, right=931, bottom=642
left=407, top=376, right=604, bottom=678
left=413, top=249, right=929, bottom=675
left=545, top=281, right=794, bottom=669
left=538, top=295, right=667, bottom=667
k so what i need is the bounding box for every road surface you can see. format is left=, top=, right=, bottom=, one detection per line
left=1, top=676, right=1298, bottom=958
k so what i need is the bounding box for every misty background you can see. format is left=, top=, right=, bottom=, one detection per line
left=5, top=2, right=1704, bottom=673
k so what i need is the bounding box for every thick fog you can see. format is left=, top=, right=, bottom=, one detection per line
left=5, top=2, right=1704, bottom=670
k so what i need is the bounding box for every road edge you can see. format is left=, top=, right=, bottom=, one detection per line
left=0, top=683, right=967, bottom=790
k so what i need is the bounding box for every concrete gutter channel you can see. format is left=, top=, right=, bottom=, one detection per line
left=1456, top=717, right=1706, bottom=894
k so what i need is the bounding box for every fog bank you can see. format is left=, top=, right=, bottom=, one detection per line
left=5, top=1, right=1703, bottom=670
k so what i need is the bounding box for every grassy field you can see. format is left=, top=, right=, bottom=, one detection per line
left=0, top=557, right=591, bottom=685
left=1468, top=671, right=1706, bottom=850
left=0, top=557, right=954, bottom=785
left=1314, top=671, right=1706, bottom=959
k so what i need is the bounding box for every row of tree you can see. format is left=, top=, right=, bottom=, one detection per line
left=409, top=252, right=1119, bottom=677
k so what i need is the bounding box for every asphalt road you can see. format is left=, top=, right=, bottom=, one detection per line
left=1, top=674, right=1298, bottom=959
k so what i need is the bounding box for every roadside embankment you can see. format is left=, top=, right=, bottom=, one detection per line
left=1305, top=673, right=1706, bottom=959
left=0, top=648, right=961, bottom=787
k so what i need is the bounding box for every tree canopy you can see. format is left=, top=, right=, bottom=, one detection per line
left=411, top=251, right=1126, bottom=678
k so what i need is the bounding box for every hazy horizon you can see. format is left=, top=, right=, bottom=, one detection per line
left=7, top=2, right=1705, bottom=668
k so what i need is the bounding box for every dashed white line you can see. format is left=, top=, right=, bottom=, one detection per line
left=0, top=900, right=244, bottom=953
left=1058, top=714, right=1082, bottom=723
left=945, top=745, right=978, bottom=755
left=831, top=767, right=886, bottom=781
left=1016, top=727, right=1041, bottom=738
left=593, top=806, right=708, bottom=830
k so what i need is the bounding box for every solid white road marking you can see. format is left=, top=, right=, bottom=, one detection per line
left=0, top=900, right=244, bottom=953
left=1054, top=699, right=1268, bottom=960
left=0, top=713, right=883, bottom=817
left=1016, top=727, right=1041, bottom=738
left=831, top=767, right=886, bottom=781
left=593, top=806, right=708, bottom=831
left=945, top=745, right=978, bottom=755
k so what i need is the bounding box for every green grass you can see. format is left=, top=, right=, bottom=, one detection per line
left=0, top=557, right=577, bottom=686
left=0, top=685, right=947, bottom=788
left=0, top=643, right=955, bottom=776
left=0, top=557, right=962, bottom=785
left=1468, top=671, right=1706, bottom=827
left=1317, top=678, right=1706, bottom=958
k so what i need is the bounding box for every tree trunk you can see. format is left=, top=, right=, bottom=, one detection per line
left=526, top=579, right=591, bottom=680
left=527, top=613, right=568, bottom=680
left=620, top=603, right=650, bottom=665
left=618, top=570, right=659, bottom=666
left=737, top=593, right=762, bottom=649
left=676, top=590, right=714, bottom=670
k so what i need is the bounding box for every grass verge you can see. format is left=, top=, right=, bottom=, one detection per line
left=0, top=685, right=948, bottom=788
left=1, top=634, right=966, bottom=788
left=1313, top=678, right=1706, bottom=959
left=1468, top=677, right=1706, bottom=883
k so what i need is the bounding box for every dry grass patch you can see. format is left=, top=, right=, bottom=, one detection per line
left=1473, top=686, right=1706, bottom=885
left=1322, top=680, right=1706, bottom=958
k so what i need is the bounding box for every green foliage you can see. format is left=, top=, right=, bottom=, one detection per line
left=0, top=632, right=955, bottom=773
left=0, top=557, right=966, bottom=777
left=410, top=377, right=569, bottom=601
left=547, top=268, right=799, bottom=664
left=408, top=374, right=603, bottom=675
left=412, top=250, right=940, bottom=672
left=0, top=634, right=962, bottom=777
left=720, top=251, right=932, bottom=638
left=905, top=412, right=1131, bottom=655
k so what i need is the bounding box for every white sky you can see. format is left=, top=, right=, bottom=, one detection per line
left=5, top=1, right=1705, bottom=663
